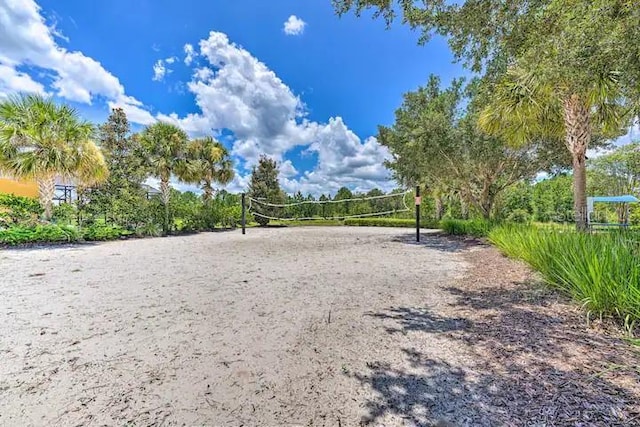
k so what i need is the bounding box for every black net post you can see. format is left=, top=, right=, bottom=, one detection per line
left=241, top=193, right=246, bottom=235
left=415, top=185, right=421, bottom=242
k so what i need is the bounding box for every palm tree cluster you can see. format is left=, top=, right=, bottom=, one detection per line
left=0, top=94, right=234, bottom=226
left=139, top=123, right=234, bottom=231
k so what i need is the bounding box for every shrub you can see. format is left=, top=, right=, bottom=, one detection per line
left=171, top=191, right=204, bottom=232
left=83, top=224, right=131, bottom=241
left=221, top=205, right=242, bottom=228
left=441, top=218, right=495, bottom=237
left=135, top=222, right=163, bottom=238
left=0, top=194, right=43, bottom=226
left=200, top=201, right=224, bottom=230
left=506, top=209, right=531, bottom=224
left=489, top=225, right=640, bottom=323
left=52, top=203, right=77, bottom=225
left=0, top=224, right=80, bottom=245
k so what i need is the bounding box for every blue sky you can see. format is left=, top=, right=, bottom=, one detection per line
left=0, top=0, right=465, bottom=195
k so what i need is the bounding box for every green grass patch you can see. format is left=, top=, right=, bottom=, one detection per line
left=265, top=219, right=344, bottom=227
left=249, top=217, right=438, bottom=228
left=489, top=225, right=640, bottom=323
left=344, top=217, right=438, bottom=228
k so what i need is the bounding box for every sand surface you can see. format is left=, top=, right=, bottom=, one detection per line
left=1, top=227, right=638, bottom=426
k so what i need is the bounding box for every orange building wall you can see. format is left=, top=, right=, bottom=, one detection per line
left=0, top=178, right=39, bottom=198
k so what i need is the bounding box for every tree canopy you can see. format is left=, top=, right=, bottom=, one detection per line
left=334, top=0, right=640, bottom=228
left=0, top=94, right=108, bottom=219
left=180, top=136, right=235, bottom=201
left=86, top=108, right=149, bottom=227
left=248, top=155, right=284, bottom=226
left=140, top=121, right=189, bottom=232
left=379, top=75, right=545, bottom=218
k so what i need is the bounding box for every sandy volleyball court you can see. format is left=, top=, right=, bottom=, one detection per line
left=1, top=227, right=639, bottom=426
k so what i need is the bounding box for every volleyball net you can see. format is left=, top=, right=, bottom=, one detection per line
left=247, top=190, right=412, bottom=222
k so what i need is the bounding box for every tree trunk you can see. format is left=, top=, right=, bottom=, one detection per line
left=563, top=94, right=591, bottom=231
left=480, top=197, right=493, bottom=220
left=160, top=178, right=171, bottom=233
left=36, top=175, right=56, bottom=221
left=460, top=197, right=469, bottom=220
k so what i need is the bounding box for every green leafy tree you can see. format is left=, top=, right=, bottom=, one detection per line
left=140, top=122, right=189, bottom=232
left=334, top=186, right=354, bottom=216
left=379, top=76, right=544, bottom=219
left=532, top=174, right=574, bottom=222
left=248, top=155, right=284, bottom=226
left=589, top=142, right=640, bottom=197
left=0, top=94, right=108, bottom=220
left=497, top=181, right=534, bottom=222
left=180, top=136, right=235, bottom=201
left=319, top=194, right=331, bottom=218
left=335, top=0, right=639, bottom=228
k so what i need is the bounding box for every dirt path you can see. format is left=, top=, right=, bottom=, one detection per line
left=0, top=227, right=638, bottom=426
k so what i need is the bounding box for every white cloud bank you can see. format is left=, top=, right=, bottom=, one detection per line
left=0, top=0, right=156, bottom=124
left=159, top=31, right=393, bottom=195
left=283, top=15, right=306, bottom=36
left=0, top=1, right=392, bottom=195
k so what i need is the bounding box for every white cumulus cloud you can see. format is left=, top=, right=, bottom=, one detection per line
left=0, top=63, right=46, bottom=98
left=283, top=15, right=306, bottom=36
left=160, top=31, right=393, bottom=195
left=0, top=0, right=153, bottom=119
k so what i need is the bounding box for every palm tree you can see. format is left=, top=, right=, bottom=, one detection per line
left=479, top=66, right=628, bottom=230
left=179, top=136, right=235, bottom=201
left=0, top=94, right=108, bottom=220
left=139, top=122, right=188, bottom=232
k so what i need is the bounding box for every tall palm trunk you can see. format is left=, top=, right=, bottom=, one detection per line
left=36, top=175, right=56, bottom=221
left=563, top=94, right=590, bottom=230
left=202, top=181, right=214, bottom=202
left=434, top=194, right=444, bottom=220
left=160, top=178, right=171, bottom=233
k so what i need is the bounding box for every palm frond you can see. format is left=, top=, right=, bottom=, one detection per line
left=479, top=65, right=564, bottom=146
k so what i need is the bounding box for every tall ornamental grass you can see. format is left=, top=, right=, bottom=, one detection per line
left=441, top=218, right=496, bottom=238
left=489, top=225, right=640, bottom=322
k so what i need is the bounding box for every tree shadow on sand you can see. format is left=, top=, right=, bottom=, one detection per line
left=391, top=232, right=485, bottom=254
left=365, top=307, right=471, bottom=336
left=352, top=279, right=640, bottom=425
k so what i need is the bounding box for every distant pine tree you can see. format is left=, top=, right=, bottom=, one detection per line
left=248, top=155, right=284, bottom=226
left=83, top=108, right=149, bottom=228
